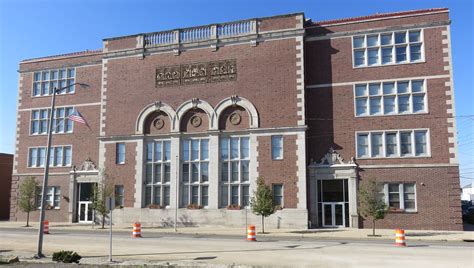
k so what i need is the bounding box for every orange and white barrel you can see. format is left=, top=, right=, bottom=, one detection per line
left=43, top=220, right=49, bottom=234
left=132, top=222, right=142, bottom=238
left=247, top=225, right=256, bottom=241
left=395, top=229, right=406, bottom=246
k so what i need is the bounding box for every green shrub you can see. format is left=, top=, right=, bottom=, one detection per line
left=52, top=250, right=81, bottom=263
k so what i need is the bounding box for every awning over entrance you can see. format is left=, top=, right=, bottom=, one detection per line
left=308, top=148, right=358, bottom=228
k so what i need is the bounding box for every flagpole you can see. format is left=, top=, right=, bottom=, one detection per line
left=35, top=83, right=88, bottom=258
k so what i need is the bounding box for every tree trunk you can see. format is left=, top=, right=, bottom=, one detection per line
left=261, top=215, right=265, bottom=234
left=26, top=211, right=30, bottom=227
left=372, top=219, right=376, bottom=236
left=101, top=214, right=105, bottom=229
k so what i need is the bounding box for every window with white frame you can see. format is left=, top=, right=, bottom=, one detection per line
left=220, top=137, right=250, bottom=208
left=181, top=139, right=209, bottom=207
left=28, top=146, right=72, bottom=167
left=271, top=136, right=283, bottom=160
left=144, top=140, right=171, bottom=207
left=33, top=68, right=76, bottom=97
left=354, top=80, right=426, bottom=116
left=31, top=107, right=74, bottom=135
left=115, top=185, right=124, bottom=207
left=116, top=143, right=125, bottom=164
left=356, top=130, right=429, bottom=158
left=379, top=183, right=416, bottom=211
left=272, top=184, right=283, bottom=207
left=353, top=30, right=423, bottom=67
left=36, top=186, right=61, bottom=209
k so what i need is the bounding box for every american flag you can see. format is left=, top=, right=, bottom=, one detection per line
left=68, top=109, right=88, bottom=126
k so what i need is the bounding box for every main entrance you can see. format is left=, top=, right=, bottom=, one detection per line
left=322, top=202, right=346, bottom=227
left=318, top=179, right=349, bottom=227
left=77, top=183, right=95, bottom=223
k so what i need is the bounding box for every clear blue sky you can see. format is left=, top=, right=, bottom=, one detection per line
left=0, top=0, right=473, bottom=186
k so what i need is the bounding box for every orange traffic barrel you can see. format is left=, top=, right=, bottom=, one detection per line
left=395, top=229, right=406, bottom=246
left=132, top=222, right=142, bottom=238
left=43, top=220, right=49, bottom=234
left=247, top=225, right=256, bottom=241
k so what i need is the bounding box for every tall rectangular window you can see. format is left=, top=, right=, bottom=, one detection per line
left=116, top=143, right=125, bottom=164
left=115, top=185, right=124, bottom=207
left=28, top=146, right=72, bottom=167
left=271, top=136, right=283, bottom=160
left=181, top=138, right=209, bottom=207
left=272, top=184, right=283, bottom=207
left=144, top=140, right=171, bottom=207
left=356, top=130, right=429, bottom=158
left=354, top=80, right=426, bottom=117
left=33, top=68, right=76, bottom=97
left=353, top=30, right=423, bottom=67
left=220, top=137, right=250, bottom=208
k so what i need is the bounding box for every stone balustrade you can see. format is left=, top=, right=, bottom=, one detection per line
left=143, top=19, right=257, bottom=47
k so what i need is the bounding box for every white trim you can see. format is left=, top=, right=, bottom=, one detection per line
left=309, top=10, right=448, bottom=28
left=214, top=96, right=259, bottom=129
left=136, top=101, right=178, bottom=134
left=355, top=129, right=431, bottom=159
left=296, top=132, right=307, bottom=209
left=359, top=163, right=458, bottom=169
left=18, top=102, right=101, bottom=112
left=176, top=99, right=217, bottom=130
left=307, top=74, right=450, bottom=89
left=442, top=26, right=459, bottom=164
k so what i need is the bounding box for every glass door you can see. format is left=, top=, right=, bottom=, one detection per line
left=77, top=183, right=94, bottom=223
left=322, top=202, right=345, bottom=227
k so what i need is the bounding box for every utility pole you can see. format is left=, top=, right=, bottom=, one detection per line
left=35, top=83, right=88, bottom=258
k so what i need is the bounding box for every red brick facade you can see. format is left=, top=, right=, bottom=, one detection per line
left=9, top=9, right=461, bottom=230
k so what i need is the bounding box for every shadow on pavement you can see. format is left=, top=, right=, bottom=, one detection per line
left=84, top=241, right=348, bottom=259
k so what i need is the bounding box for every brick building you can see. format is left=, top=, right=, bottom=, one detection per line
left=9, top=8, right=462, bottom=230
left=0, top=153, right=13, bottom=220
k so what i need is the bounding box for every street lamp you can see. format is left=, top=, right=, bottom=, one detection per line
left=36, top=82, right=88, bottom=258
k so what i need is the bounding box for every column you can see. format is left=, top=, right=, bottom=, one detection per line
left=348, top=175, right=359, bottom=228
left=133, top=139, right=144, bottom=208
left=170, top=135, right=181, bottom=209
left=208, top=133, right=219, bottom=209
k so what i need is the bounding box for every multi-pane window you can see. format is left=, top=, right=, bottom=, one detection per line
left=181, top=139, right=209, bottom=207
left=272, top=184, right=283, bottom=207
left=36, top=186, right=61, bottom=209
left=144, top=140, right=171, bottom=207
left=220, top=137, right=250, bottom=208
left=379, top=183, right=416, bottom=212
left=31, top=107, right=74, bottom=134
left=356, top=130, right=429, bottom=158
left=115, top=185, right=124, bottom=207
left=116, top=143, right=125, bottom=164
left=353, top=30, right=423, bottom=67
left=271, top=136, right=283, bottom=160
left=28, top=146, right=72, bottom=167
left=33, top=68, right=76, bottom=97
left=354, top=80, right=426, bottom=116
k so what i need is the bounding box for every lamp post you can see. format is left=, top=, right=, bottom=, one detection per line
left=36, top=83, right=88, bottom=258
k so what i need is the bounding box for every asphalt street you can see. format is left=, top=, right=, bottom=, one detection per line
left=0, top=228, right=472, bottom=267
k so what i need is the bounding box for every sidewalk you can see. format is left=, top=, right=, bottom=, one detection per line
left=1, top=221, right=472, bottom=242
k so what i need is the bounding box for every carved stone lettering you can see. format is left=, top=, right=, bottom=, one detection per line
left=155, top=59, right=237, bottom=87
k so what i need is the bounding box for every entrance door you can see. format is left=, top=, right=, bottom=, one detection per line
left=322, top=202, right=345, bottom=227
left=77, top=183, right=95, bottom=223
left=78, top=201, right=94, bottom=223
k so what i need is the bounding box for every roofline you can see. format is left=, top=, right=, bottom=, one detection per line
left=20, top=49, right=103, bottom=64
left=307, top=8, right=449, bottom=28
left=102, top=12, right=305, bottom=41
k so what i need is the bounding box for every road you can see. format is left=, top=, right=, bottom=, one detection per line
left=0, top=228, right=472, bottom=267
